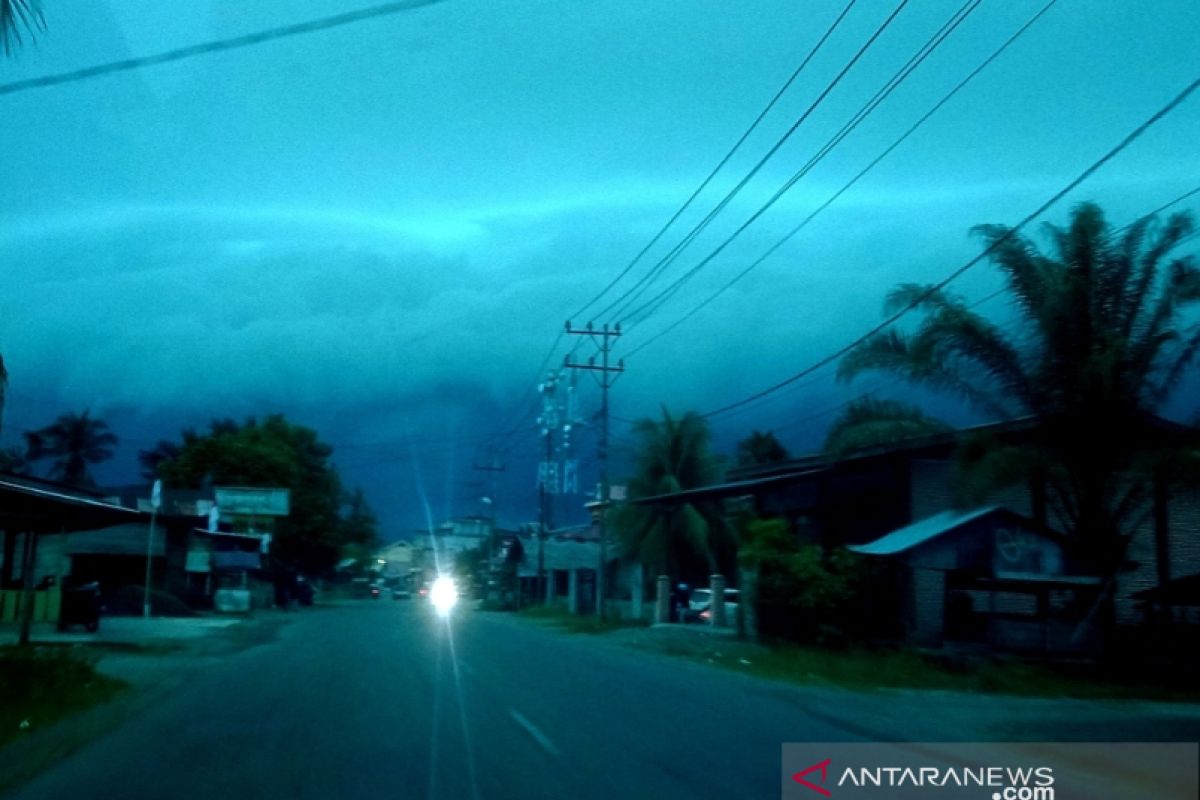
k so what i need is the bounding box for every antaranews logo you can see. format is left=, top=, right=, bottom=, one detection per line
left=791, top=759, right=832, bottom=797
left=784, top=743, right=1198, bottom=800
left=791, top=759, right=1053, bottom=799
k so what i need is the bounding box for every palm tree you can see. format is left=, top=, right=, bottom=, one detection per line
left=614, top=408, right=732, bottom=583
left=836, top=202, right=1200, bottom=576
left=736, top=430, right=790, bottom=467
left=137, top=439, right=182, bottom=481
left=1, top=0, right=43, bottom=56
left=823, top=397, right=951, bottom=456
left=26, top=410, right=118, bottom=486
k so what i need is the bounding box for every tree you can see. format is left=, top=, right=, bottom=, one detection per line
left=137, top=439, right=182, bottom=481
left=823, top=397, right=951, bottom=456
left=157, top=414, right=375, bottom=575
left=1, top=0, right=43, bottom=56
left=613, top=407, right=733, bottom=584
left=24, top=410, right=118, bottom=486
left=837, top=202, right=1200, bottom=579
left=736, top=429, right=789, bottom=467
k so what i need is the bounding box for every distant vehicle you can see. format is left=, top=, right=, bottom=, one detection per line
left=687, top=588, right=740, bottom=624
left=392, top=586, right=410, bottom=600
left=369, top=584, right=382, bottom=599
left=417, top=582, right=431, bottom=599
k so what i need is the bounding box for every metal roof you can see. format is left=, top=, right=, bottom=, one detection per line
left=0, top=475, right=145, bottom=531
left=848, top=506, right=1004, bottom=556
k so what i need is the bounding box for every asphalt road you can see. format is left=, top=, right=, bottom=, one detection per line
left=6, top=602, right=862, bottom=800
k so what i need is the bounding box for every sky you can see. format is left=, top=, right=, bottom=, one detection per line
left=1, top=0, right=1198, bottom=539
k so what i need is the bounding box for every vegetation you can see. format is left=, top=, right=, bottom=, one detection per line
left=22, top=411, right=118, bottom=486
left=518, top=604, right=648, bottom=634
left=652, top=639, right=1200, bottom=702
left=613, top=408, right=734, bottom=586
left=0, top=645, right=126, bottom=746
left=823, top=397, right=951, bottom=456
left=154, top=415, right=378, bottom=576
left=739, top=518, right=861, bottom=642
left=736, top=429, right=789, bottom=467
left=0, top=0, right=43, bottom=57
left=834, top=203, right=1200, bottom=580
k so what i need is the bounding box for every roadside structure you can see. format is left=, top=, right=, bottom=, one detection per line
left=631, top=414, right=1200, bottom=653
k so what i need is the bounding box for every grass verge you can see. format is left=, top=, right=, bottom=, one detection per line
left=643, top=635, right=1200, bottom=703
left=0, top=645, right=128, bottom=747
left=517, top=604, right=650, bottom=634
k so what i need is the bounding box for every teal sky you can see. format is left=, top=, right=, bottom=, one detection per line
left=1, top=0, right=1197, bottom=534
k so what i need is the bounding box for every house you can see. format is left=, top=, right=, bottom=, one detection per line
left=632, top=414, right=1200, bottom=650
left=846, top=506, right=1102, bottom=653
left=0, top=473, right=145, bottom=640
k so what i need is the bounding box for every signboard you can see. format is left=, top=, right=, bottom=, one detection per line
left=214, top=487, right=291, bottom=517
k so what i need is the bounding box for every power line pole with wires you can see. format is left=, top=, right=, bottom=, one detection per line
left=535, top=372, right=562, bottom=604
left=473, top=450, right=505, bottom=601
left=563, top=321, right=624, bottom=619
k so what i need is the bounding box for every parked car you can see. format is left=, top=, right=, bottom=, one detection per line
left=686, top=588, right=740, bottom=624
left=369, top=584, right=382, bottom=599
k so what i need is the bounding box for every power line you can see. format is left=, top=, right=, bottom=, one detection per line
left=700, top=76, right=1200, bottom=419
left=0, top=0, right=448, bottom=97
left=609, top=0, right=907, bottom=326
left=622, top=0, right=1057, bottom=355
left=620, top=0, right=984, bottom=331
left=571, top=0, right=861, bottom=323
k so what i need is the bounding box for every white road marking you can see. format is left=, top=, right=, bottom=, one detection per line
left=509, top=709, right=560, bottom=758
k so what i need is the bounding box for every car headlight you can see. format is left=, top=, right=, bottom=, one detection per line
left=429, top=576, right=458, bottom=616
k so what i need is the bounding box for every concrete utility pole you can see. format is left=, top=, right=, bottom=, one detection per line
left=536, top=372, right=561, bottom=603
left=564, top=321, right=623, bottom=619
left=472, top=451, right=505, bottom=600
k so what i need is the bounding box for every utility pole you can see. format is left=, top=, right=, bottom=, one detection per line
left=536, top=372, right=561, bottom=604
left=564, top=321, right=623, bottom=619
left=472, top=451, right=505, bottom=602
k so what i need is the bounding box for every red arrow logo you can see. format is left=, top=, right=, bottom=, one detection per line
left=792, top=758, right=832, bottom=797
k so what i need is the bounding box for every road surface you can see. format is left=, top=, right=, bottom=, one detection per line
left=6, top=602, right=862, bottom=799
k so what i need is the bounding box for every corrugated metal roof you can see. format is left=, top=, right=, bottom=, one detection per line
left=847, top=506, right=1001, bottom=556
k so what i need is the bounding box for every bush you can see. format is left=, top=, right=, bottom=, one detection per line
left=0, top=646, right=126, bottom=745
left=741, top=518, right=863, bottom=642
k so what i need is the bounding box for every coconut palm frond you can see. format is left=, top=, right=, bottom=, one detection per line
left=823, top=397, right=951, bottom=457
left=1, top=0, right=44, bottom=56
left=1124, top=211, right=1196, bottom=339
left=911, top=304, right=1033, bottom=412
left=837, top=329, right=912, bottom=382
left=972, top=223, right=1053, bottom=322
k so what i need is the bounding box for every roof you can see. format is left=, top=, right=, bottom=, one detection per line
left=848, top=506, right=1007, bottom=556
left=64, top=523, right=167, bottom=556
left=0, top=475, right=145, bottom=531
left=190, top=527, right=264, bottom=541
left=631, top=468, right=822, bottom=506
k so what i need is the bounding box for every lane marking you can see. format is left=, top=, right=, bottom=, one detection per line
left=509, top=709, right=560, bottom=758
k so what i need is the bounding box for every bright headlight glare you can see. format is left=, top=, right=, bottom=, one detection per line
left=430, top=576, right=458, bottom=615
